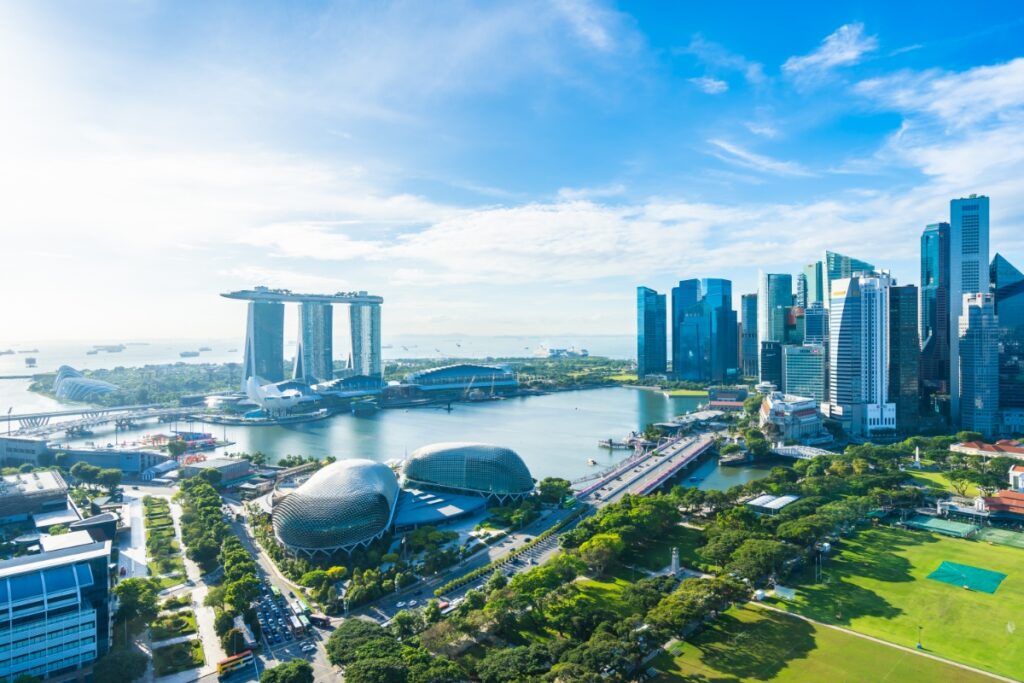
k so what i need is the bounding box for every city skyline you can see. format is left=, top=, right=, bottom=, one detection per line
left=3, top=2, right=1024, bottom=342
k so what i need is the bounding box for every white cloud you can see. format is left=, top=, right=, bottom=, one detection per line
left=557, top=183, right=627, bottom=199
left=689, top=76, right=729, bottom=94
left=707, top=139, right=814, bottom=177
left=682, top=35, right=765, bottom=84
left=783, top=23, right=878, bottom=79
left=744, top=122, right=778, bottom=138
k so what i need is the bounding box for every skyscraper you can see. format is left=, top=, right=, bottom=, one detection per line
left=636, top=286, right=667, bottom=378
left=803, top=261, right=825, bottom=306
left=823, top=250, right=874, bottom=309
left=702, top=278, right=739, bottom=382
left=959, top=292, right=1000, bottom=437
left=668, top=278, right=737, bottom=381
left=889, top=285, right=920, bottom=435
left=294, top=302, right=334, bottom=383
left=242, top=301, right=285, bottom=388
left=350, top=301, right=382, bottom=377
left=991, top=254, right=1024, bottom=417
left=949, top=195, right=990, bottom=422
left=757, top=272, right=792, bottom=379
left=741, top=293, right=758, bottom=377
left=804, top=302, right=828, bottom=344
left=783, top=344, right=826, bottom=404
left=759, top=341, right=783, bottom=390
left=795, top=272, right=808, bottom=308
left=827, top=272, right=896, bottom=436
left=671, top=279, right=702, bottom=378
left=920, top=222, right=950, bottom=401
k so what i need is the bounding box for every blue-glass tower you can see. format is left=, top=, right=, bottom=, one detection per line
left=992, top=254, right=1024, bottom=411
left=636, top=287, right=667, bottom=378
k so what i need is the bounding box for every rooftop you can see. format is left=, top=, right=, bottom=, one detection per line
left=221, top=287, right=383, bottom=304
left=0, top=470, right=67, bottom=496
left=33, top=508, right=82, bottom=529
left=0, top=540, right=111, bottom=580
left=39, top=531, right=96, bottom=552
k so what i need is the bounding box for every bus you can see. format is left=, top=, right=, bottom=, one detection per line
left=309, top=613, right=330, bottom=628
left=217, top=650, right=254, bottom=679
left=270, top=586, right=282, bottom=599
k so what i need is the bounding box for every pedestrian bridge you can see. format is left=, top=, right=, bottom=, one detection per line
left=6, top=404, right=192, bottom=436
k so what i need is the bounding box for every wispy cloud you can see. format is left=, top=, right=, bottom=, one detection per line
left=557, top=183, right=627, bottom=199
left=689, top=76, right=728, bottom=94
left=783, top=23, right=879, bottom=81
left=745, top=122, right=778, bottom=138
left=707, top=139, right=813, bottom=177
left=681, top=35, right=765, bottom=84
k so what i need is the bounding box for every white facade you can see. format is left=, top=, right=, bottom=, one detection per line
left=949, top=195, right=990, bottom=422
left=759, top=392, right=827, bottom=444
left=959, top=292, right=1000, bottom=437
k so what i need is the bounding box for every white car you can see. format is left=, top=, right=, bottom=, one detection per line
left=408, top=600, right=418, bottom=607
left=396, top=601, right=406, bottom=608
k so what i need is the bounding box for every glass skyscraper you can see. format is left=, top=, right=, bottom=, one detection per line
left=740, top=293, right=758, bottom=378
left=804, top=302, right=828, bottom=344
left=920, top=222, right=950, bottom=401
left=757, top=272, right=792, bottom=379
left=243, top=301, right=285, bottom=387
left=803, top=261, right=825, bottom=306
left=671, top=279, right=703, bottom=380
left=959, top=292, right=1000, bottom=437
left=759, top=341, right=783, bottom=391
left=949, top=195, right=990, bottom=423
left=783, top=344, right=826, bottom=404
left=294, top=302, right=334, bottom=383
left=702, top=278, right=738, bottom=382
left=669, top=278, right=737, bottom=382
left=636, top=286, right=667, bottom=378
left=350, top=302, right=383, bottom=377
left=992, top=254, right=1024, bottom=413
left=889, top=285, right=920, bottom=435
left=824, top=251, right=874, bottom=308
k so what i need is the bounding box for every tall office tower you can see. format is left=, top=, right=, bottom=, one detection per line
left=294, top=302, right=334, bottom=383
left=827, top=272, right=896, bottom=436
left=671, top=280, right=703, bottom=379
left=702, top=278, right=739, bottom=382
left=959, top=293, right=1000, bottom=436
left=242, top=301, right=285, bottom=388
left=350, top=301, right=382, bottom=377
left=759, top=341, right=783, bottom=390
left=803, top=261, right=825, bottom=306
left=889, top=285, right=920, bottom=435
left=740, top=293, right=759, bottom=377
left=636, top=287, right=667, bottom=378
left=0, top=539, right=113, bottom=681
left=785, top=306, right=805, bottom=345
left=804, top=302, right=828, bottom=344
left=920, top=222, right=951, bottom=400
left=949, top=195, right=990, bottom=422
left=757, top=272, right=792, bottom=379
left=822, top=250, right=875, bottom=309
left=783, top=343, right=826, bottom=404
left=795, top=273, right=808, bottom=308
left=991, top=255, right=1024, bottom=423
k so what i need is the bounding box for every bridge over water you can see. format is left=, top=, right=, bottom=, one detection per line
left=5, top=404, right=194, bottom=437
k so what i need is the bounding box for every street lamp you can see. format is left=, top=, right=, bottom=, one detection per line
left=917, top=624, right=923, bottom=649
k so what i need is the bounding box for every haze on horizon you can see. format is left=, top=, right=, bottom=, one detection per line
left=2, top=1, right=1024, bottom=344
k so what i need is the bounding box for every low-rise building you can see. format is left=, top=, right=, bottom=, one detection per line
left=0, top=471, right=69, bottom=524
left=758, top=392, right=828, bottom=445
left=950, top=439, right=1024, bottom=461
left=180, top=457, right=252, bottom=486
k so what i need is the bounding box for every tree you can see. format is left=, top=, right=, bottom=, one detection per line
left=222, top=627, right=247, bottom=655
left=726, top=538, right=797, bottom=582
left=260, top=659, right=314, bottom=683
left=92, top=647, right=149, bottom=683
left=70, top=461, right=101, bottom=487
left=948, top=470, right=974, bottom=497
left=325, top=619, right=397, bottom=666
left=389, top=609, right=422, bottom=639
left=422, top=599, right=442, bottom=624
left=579, top=532, right=624, bottom=574
left=48, top=524, right=69, bottom=536
left=167, top=440, right=188, bottom=458
left=225, top=575, right=261, bottom=613
left=538, top=477, right=572, bottom=504
left=112, top=578, right=160, bottom=627
left=344, top=658, right=408, bottom=683
left=198, top=468, right=223, bottom=487
left=98, top=468, right=123, bottom=493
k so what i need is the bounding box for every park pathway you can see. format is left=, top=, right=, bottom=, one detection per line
left=756, top=603, right=1015, bottom=683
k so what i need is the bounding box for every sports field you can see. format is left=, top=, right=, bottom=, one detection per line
left=772, top=526, right=1024, bottom=679
left=653, top=604, right=995, bottom=682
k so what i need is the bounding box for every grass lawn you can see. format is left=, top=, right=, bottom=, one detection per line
left=153, top=639, right=204, bottom=677
left=652, top=603, right=995, bottom=682
left=907, top=470, right=981, bottom=497
left=150, top=610, right=197, bottom=642
left=664, top=389, right=709, bottom=397
left=574, top=572, right=633, bottom=617
left=609, top=373, right=638, bottom=382
left=629, top=524, right=705, bottom=572
left=771, top=526, right=1024, bottom=679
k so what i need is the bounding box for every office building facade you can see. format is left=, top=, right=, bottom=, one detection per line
left=992, top=254, right=1024, bottom=416
left=350, top=302, right=383, bottom=378
left=670, top=279, right=737, bottom=382
left=920, top=222, right=951, bottom=401
left=949, top=195, right=990, bottom=422
left=740, top=293, right=758, bottom=377
left=294, top=302, right=333, bottom=383
left=959, top=293, right=1000, bottom=436
left=783, top=344, right=826, bottom=404
left=889, top=285, right=920, bottom=435
left=759, top=341, right=783, bottom=391
left=242, top=301, right=285, bottom=387
left=0, top=541, right=112, bottom=681
left=803, top=261, right=825, bottom=307
left=822, top=251, right=874, bottom=309
left=827, top=272, right=896, bottom=436
left=702, top=278, right=739, bottom=382
left=757, top=272, right=792, bottom=379
left=636, top=287, right=667, bottom=378
left=804, top=302, right=828, bottom=344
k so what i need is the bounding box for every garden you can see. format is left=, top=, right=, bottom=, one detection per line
left=149, top=610, right=198, bottom=642
left=153, top=639, right=205, bottom=677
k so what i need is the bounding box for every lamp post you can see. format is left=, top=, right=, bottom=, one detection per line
left=917, top=624, right=923, bottom=649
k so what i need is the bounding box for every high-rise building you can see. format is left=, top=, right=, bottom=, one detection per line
left=759, top=341, right=783, bottom=391
left=822, top=251, right=874, bottom=309
left=889, top=285, right=920, bottom=435
left=803, top=261, right=825, bottom=306
left=949, top=195, right=990, bottom=422
left=783, top=344, right=826, bottom=404
left=702, top=278, right=738, bottom=382
left=991, top=254, right=1024, bottom=416
left=740, top=293, right=758, bottom=377
left=826, top=272, right=896, bottom=436
left=804, top=302, right=828, bottom=344
left=795, top=272, right=808, bottom=308
left=959, top=292, right=1000, bottom=437
left=350, top=302, right=382, bottom=377
left=785, top=306, right=805, bottom=345
left=671, top=279, right=702, bottom=379
left=757, top=272, right=792, bottom=379
left=0, top=539, right=113, bottom=681
left=636, top=287, right=667, bottom=378
left=294, top=302, right=334, bottom=383
left=242, top=301, right=285, bottom=388
left=920, top=222, right=950, bottom=401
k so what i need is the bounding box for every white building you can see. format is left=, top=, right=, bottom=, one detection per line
left=825, top=272, right=896, bottom=436
left=759, top=392, right=827, bottom=444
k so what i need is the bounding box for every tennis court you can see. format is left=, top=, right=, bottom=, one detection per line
left=904, top=515, right=979, bottom=538
left=927, top=561, right=1007, bottom=594
left=976, top=527, right=1024, bottom=549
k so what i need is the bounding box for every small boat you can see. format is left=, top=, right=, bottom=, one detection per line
left=587, top=458, right=598, bottom=466
left=0, top=349, right=14, bottom=355
left=18, top=349, right=39, bottom=354
left=198, top=346, right=212, bottom=352
left=86, top=349, right=99, bottom=355
left=25, top=357, right=37, bottom=368
left=180, top=351, right=200, bottom=358
left=227, top=348, right=238, bottom=353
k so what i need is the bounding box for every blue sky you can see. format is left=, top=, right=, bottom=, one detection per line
left=3, top=1, right=1024, bottom=343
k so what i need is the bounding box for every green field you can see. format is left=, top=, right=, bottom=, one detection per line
left=771, top=526, right=1024, bottom=679
left=630, top=524, right=706, bottom=572
left=664, top=389, right=709, bottom=397
left=653, top=604, right=995, bottom=682
left=907, top=470, right=981, bottom=497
